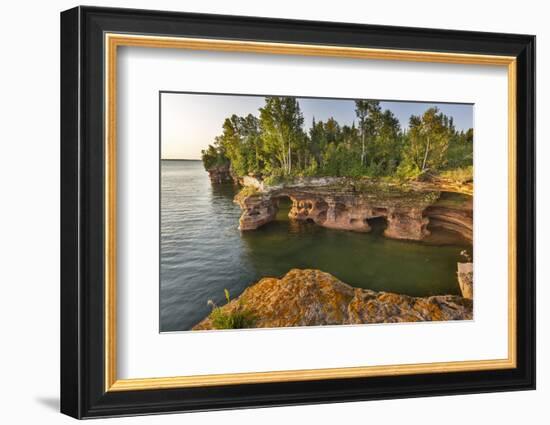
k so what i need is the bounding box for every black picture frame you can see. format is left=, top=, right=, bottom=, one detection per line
left=61, top=5, right=535, bottom=419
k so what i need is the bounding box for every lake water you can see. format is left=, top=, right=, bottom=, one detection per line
left=160, top=160, right=472, bottom=332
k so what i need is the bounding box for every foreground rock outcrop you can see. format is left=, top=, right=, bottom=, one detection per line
left=193, top=269, right=473, bottom=330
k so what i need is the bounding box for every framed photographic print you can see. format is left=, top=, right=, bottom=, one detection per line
left=60, top=6, right=535, bottom=419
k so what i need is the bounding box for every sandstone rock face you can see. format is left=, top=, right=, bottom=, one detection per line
left=289, top=195, right=372, bottom=232
left=236, top=193, right=278, bottom=231
left=385, top=209, right=430, bottom=240
left=457, top=262, right=473, bottom=299
left=235, top=178, right=473, bottom=241
left=236, top=180, right=440, bottom=240
left=424, top=194, right=473, bottom=242
left=240, top=175, right=265, bottom=191
left=206, top=164, right=233, bottom=183
left=193, top=269, right=473, bottom=330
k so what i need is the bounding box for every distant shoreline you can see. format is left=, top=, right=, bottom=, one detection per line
left=161, top=158, right=201, bottom=161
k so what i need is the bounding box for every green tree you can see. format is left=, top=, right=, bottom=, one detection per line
left=215, top=114, right=262, bottom=176
left=309, top=118, right=327, bottom=168
left=340, top=123, right=359, bottom=151
left=238, top=114, right=263, bottom=174
left=200, top=141, right=229, bottom=171
left=447, top=128, right=473, bottom=169
left=367, top=109, right=401, bottom=175
left=259, top=97, right=305, bottom=175
left=355, top=100, right=381, bottom=166
left=323, top=117, right=341, bottom=145
left=202, top=96, right=472, bottom=183
left=402, top=108, right=454, bottom=175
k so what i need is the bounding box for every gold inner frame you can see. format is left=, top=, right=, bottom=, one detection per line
left=104, top=33, right=517, bottom=392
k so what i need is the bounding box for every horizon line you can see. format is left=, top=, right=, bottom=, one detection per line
left=161, top=158, right=201, bottom=161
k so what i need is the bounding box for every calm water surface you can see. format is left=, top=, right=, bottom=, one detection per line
left=160, top=160, right=472, bottom=332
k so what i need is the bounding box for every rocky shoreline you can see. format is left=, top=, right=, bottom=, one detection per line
left=193, top=269, right=473, bottom=330
left=196, top=173, right=474, bottom=330
left=205, top=164, right=234, bottom=184
left=234, top=176, right=472, bottom=242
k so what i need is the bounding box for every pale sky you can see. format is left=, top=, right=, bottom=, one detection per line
left=160, top=92, right=473, bottom=160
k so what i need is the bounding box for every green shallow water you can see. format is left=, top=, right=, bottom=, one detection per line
left=160, top=160, right=472, bottom=332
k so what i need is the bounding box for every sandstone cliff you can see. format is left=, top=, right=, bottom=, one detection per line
left=193, top=269, right=473, bottom=330
left=234, top=177, right=472, bottom=241
left=206, top=164, right=234, bottom=183
left=424, top=193, right=473, bottom=242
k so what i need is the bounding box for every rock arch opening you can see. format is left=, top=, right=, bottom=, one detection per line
left=286, top=196, right=329, bottom=225
left=364, top=216, right=388, bottom=234
left=274, top=195, right=292, bottom=221
left=235, top=185, right=471, bottom=242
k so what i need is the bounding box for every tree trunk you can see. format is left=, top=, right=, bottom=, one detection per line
left=361, top=131, right=365, bottom=166
left=360, top=113, right=368, bottom=166
left=288, top=142, right=292, bottom=174
left=280, top=139, right=287, bottom=173
left=421, top=136, right=430, bottom=172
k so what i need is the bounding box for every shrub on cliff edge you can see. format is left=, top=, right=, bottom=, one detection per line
left=440, top=166, right=474, bottom=184
left=234, top=186, right=258, bottom=202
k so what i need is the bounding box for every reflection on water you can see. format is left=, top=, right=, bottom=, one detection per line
left=160, top=160, right=472, bottom=332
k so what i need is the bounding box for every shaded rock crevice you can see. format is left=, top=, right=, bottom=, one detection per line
left=424, top=206, right=473, bottom=242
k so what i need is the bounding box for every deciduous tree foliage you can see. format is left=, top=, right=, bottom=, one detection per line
left=400, top=108, right=454, bottom=175
left=259, top=96, right=305, bottom=176
left=201, top=97, right=472, bottom=182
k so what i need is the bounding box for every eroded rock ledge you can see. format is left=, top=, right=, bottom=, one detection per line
left=193, top=269, right=473, bottom=330
left=206, top=164, right=234, bottom=184
left=234, top=177, right=472, bottom=241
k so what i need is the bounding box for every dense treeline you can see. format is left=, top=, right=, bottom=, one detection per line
left=201, top=97, right=473, bottom=183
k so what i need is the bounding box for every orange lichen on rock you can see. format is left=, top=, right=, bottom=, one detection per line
left=192, top=269, right=473, bottom=330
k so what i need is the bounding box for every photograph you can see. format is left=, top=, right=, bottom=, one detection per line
left=160, top=93, right=474, bottom=332
left=57, top=4, right=536, bottom=419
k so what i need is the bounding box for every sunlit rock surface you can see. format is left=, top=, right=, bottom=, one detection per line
left=193, top=269, right=473, bottom=330
left=234, top=178, right=469, bottom=240
left=457, top=262, right=474, bottom=299
left=234, top=177, right=473, bottom=241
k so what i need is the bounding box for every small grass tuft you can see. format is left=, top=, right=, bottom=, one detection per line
left=207, top=289, right=256, bottom=330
